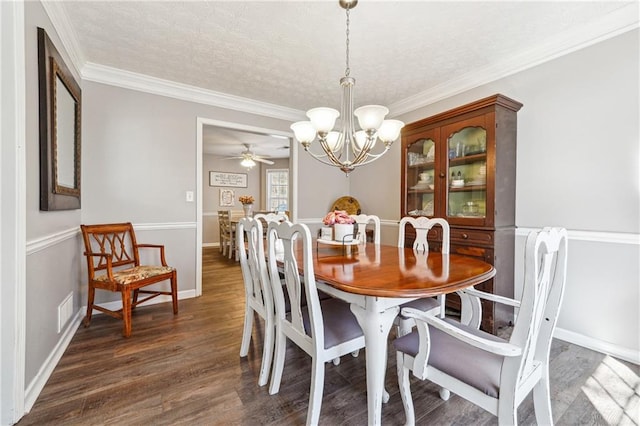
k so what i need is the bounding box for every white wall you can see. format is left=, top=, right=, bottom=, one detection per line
left=352, top=29, right=640, bottom=362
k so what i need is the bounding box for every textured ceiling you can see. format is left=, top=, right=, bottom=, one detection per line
left=58, top=1, right=635, bottom=156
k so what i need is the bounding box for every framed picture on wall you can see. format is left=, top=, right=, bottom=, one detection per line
left=210, top=171, right=247, bottom=188
left=220, top=189, right=234, bottom=207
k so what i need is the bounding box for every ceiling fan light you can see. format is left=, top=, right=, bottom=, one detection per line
left=240, top=158, right=256, bottom=168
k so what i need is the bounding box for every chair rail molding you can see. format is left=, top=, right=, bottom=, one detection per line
left=516, top=227, right=639, bottom=245
left=26, top=222, right=197, bottom=256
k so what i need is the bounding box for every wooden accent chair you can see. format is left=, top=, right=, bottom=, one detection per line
left=266, top=221, right=365, bottom=425
left=218, top=210, right=237, bottom=260
left=395, top=217, right=451, bottom=336
left=394, top=227, right=568, bottom=425
left=80, top=222, right=178, bottom=337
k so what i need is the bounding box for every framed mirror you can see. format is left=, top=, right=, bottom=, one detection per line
left=38, top=27, right=81, bottom=210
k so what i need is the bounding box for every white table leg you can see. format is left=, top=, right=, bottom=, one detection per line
left=351, top=301, right=399, bottom=426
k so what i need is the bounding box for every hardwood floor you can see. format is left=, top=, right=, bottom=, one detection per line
left=19, top=248, right=638, bottom=425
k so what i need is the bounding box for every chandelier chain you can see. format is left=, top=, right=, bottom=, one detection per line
left=345, top=7, right=350, bottom=77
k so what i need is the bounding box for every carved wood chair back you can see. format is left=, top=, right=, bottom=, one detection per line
left=80, top=222, right=178, bottom=337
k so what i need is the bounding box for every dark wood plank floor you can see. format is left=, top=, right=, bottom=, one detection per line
left=19, top=248, right=638, bottom=425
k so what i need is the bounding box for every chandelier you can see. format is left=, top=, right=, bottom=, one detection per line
left=290, top=0, right=404, bottom=176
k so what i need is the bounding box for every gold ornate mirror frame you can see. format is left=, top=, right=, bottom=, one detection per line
left=38, top=27, right=82, bottom=210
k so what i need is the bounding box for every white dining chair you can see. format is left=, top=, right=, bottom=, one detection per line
left=396, top=216, right=451, bottom=336
left=237, top=217, right=274, bottom=386
left=266, top=221, right=365, bottom=426
left=394, top=227, right=568, bottom=425
left=254, top=211, right=289, bottom=224
left=349, top=214, right=381, bottom=244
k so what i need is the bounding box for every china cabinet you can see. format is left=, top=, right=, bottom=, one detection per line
left=400, top=94, right=523, bottom=333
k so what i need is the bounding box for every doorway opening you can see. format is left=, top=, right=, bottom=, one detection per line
left=195, top=118, right=296, bottom=296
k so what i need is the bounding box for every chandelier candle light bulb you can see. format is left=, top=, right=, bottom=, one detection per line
left=291, top=0, right=404, bottom=175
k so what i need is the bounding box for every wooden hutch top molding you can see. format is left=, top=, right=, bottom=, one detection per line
left=404, top=94, right=523, bottom=132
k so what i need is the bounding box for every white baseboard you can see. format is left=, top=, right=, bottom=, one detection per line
left=554, top=327, right=639, bottom=365
left=23, top=289, right=197, bottom=413
left=24, top=309, right=83, bottom=412
left=203, top=242, right=218, bottom=248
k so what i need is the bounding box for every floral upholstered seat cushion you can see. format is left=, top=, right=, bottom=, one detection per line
left=94, top=265, right=175, bottom=285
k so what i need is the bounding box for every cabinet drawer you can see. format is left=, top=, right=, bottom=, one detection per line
left=450, top=244, right=494, bottom=264
left=450, top=229, right=493, bottom=245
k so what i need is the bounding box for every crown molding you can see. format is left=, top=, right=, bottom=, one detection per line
left=44, top=1, right=637, bottom=121
left=389, top=2, right=639, bottom=116
left=82, top=62, right=306, bottom=122
left=40, top=0, right=84, bottom=80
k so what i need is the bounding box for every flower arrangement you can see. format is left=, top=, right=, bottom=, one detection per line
left=322, top=210, right=355, bottom=226
left=238, top=195, right=255, bottom=205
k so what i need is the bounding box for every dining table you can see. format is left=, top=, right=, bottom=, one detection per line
left=303, top=241, right=496, bottom=426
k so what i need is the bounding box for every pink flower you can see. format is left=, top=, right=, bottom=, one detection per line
left=322, top=210, right=355, bottom=226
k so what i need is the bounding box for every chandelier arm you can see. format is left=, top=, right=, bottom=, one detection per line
left=349, top=136, right=377, bottom=165
left=303, top=147, right=350, bottom=168
left=348, top=145, right=392, bottom=168
left=318, top=138, right=345, bottom=165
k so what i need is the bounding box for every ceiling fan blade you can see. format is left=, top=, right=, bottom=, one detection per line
left=254, top=157, right=274, bottom=165
left=222, top=156, right=243, bottom=160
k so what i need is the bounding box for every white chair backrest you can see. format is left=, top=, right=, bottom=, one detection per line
left=266, top=221, right=324, bottom=351
left=349, top=214, right=381, bottom=244
left=398, top=217, right=450, bottom=253
left=254, top=212, right=289, bottom=225
left=508, top=227, right=568, bottom=383
left=237, top=217, right=272, bottom=317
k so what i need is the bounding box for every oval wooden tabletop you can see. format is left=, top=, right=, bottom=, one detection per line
left=309, top=243, right=496, bottom=298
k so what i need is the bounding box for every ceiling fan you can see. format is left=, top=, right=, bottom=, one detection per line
left=223, top=143, right=274, bottom=168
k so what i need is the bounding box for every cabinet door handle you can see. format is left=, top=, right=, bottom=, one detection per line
left=439, top=172, right=445, bottom=178
left=462, top=233, right=469, bottom=239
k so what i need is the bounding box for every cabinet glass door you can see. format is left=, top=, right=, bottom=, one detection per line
left=445, top=120, right=488, bottom=223
left=406, top=137, right=436, bottom=217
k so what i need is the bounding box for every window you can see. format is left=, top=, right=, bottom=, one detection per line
left=266, top=169, right=288, bottom=211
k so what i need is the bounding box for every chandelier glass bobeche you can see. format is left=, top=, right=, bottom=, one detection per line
left=290, top=0, right=404, bottom=176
